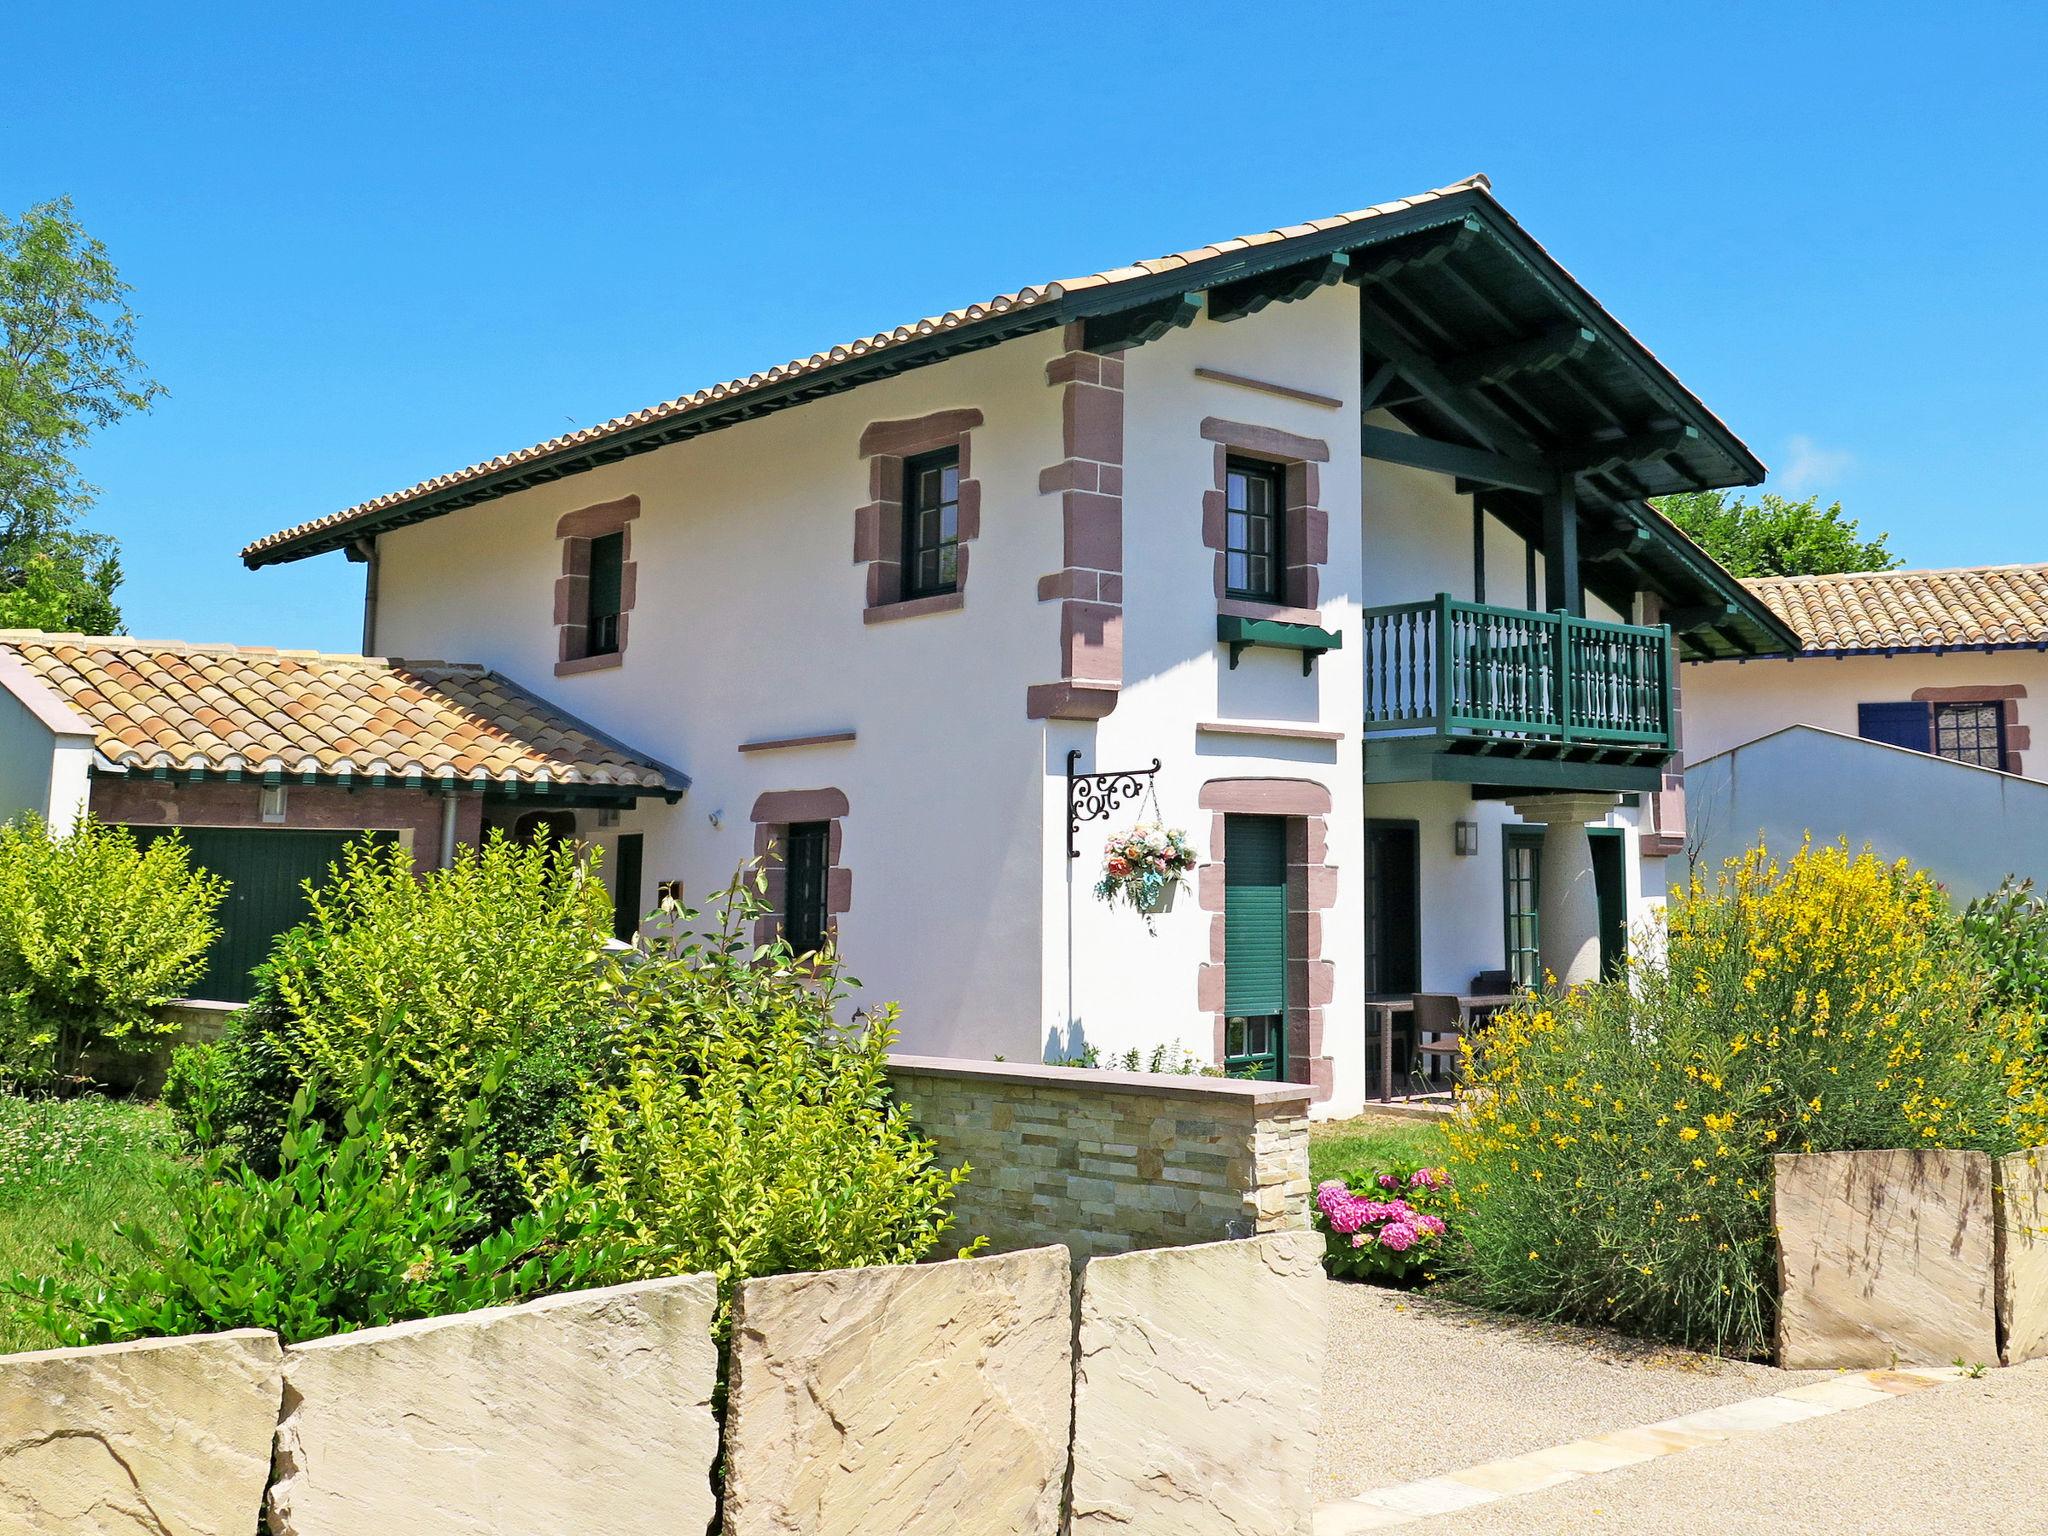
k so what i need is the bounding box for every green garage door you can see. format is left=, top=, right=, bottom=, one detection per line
left=128, top=827, right=386, bottom=1003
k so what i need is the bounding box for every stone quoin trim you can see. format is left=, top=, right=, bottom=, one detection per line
left=749, top=787, right=852, bottom=947
left=1198, top=418, right=1330, bottom=615
left=554, top=495, right=640, bottom=676
left=1194, top=778, right=1337, bottom=1101
left=1639, top=594, right=1687, bottom=858
left=1911, top=683, right=2029, bottom=774
left=855, top=408, right=983, bottom=624
left=1028, top=323, right=1125, bottom=721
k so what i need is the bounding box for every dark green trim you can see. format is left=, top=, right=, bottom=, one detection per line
left=92, top=765, right=683, bottom=806
left=1502, top=825, right=1544, bottom=990
left=1442, top=323, right=1597, bottom=389
left=1206, top=253, right=1350, bottom=324
left=1081, top=291, right=1202, bottom=353
left=1360, top=424, right=1556, bottom=495
left=1217, top=614, right=1344, bottom=675
left=1365, top=741, right=1666, bottom=792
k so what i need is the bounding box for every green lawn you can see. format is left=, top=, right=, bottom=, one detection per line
left=0, top=1094, right=184, bottom=1353
left=1309, top=1113, right=1451, bottom=1185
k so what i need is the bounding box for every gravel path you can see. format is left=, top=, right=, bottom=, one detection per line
left=1315, top=1282, right=1821, bottom=1504
left=1412, top=1358, right=2048, bottom=1535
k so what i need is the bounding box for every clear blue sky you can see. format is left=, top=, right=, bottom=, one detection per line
left=6, top=2, right=2044, bottom=652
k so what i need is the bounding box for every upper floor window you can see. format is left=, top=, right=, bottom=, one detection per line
left=1224, top=457, right=1283, bottom=602
left=903, top=449, right=960, bottom=599
left=587, top=531, right=625, bottom=656
left=782, top=820, right=831, bottom=954
left=1933, top=701, right=2004, bottom=768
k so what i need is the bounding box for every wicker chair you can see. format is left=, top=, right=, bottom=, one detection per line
left=1410, top=992, right=1465, bottom=1093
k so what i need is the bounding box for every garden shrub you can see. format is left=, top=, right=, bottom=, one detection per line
left=0, top=814, right=226, bottom=1084
left=535, top=871, right=971, bottom=1337
left=197, top=832, right=621, bottom=1223
left=1314, top=1160, right=1456, bottom=1285
left=8, top=1067, right=611, bottom=1346
left=1446, top=840, right=2048, bottom=1358
left=1963, top=877, right=2048, bottom=1023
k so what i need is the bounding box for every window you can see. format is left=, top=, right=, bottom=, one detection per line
left=1503, top=828, right=1543, bottom=990
left=586, top=531, right=625, bottom=656
left=782, top=821, right=831, bottom=954
left=1933, top=701, right=2005, bottom=768
left=1223, top=1015, right=1283, bottom=1080
left=902, top=449, right=960, bottom=599
left=1223, top=457, right=1283, bottom=601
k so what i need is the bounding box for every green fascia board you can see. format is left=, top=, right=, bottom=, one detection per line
left=1365, top=739, right=1666, bottom=792
left=1216, top=615, right=1344, bottom=651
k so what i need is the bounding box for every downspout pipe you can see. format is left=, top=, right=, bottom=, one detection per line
left=439, top=792, right=459, bottom=869
left=348, top=537, right=380, bottom=655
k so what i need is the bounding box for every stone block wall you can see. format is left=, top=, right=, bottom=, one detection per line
left=886, top=1055, right=1313, bottom=1262
left=1997, top=1145, right=2048, bottom=1365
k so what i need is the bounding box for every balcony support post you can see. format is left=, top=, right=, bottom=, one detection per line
left=1507, top=791, right=1620, bottom=987
left=1541, top=480, right=1583, bottom=617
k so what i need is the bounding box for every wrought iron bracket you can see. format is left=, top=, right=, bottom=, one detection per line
left=1066, top=749, right=1162, bottom=860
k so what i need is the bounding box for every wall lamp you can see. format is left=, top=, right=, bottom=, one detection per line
left=1453, top=820, right=1480, bottom=858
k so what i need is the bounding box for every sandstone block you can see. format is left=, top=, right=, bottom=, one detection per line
left=1773, top=1148, right=1997, bottom=1369
left=1069, top=1232, right=1327, bottom=1535
left=1997, top=1146, right=2048, bottom=1363
left=267, top=1274, right=718, bottom=1536
left=724, top=1245, right=1071, bottom=1536
left=0, top=1328, right=281, bottom=1535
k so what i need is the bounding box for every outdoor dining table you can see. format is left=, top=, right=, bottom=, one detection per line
left=1364, top=992, right=1519, bottom=1101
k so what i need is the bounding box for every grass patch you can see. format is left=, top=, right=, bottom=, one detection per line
left=1309, top=1113, right=1450, bottom=1184
left=0, top=1094, right=184, bottom=1353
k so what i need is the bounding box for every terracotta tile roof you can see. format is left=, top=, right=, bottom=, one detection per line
left=244, top=176, right=1498, bottom=562
left=0, top=634, right=683, bottom=790
left=1744, top=564, right=2048, bottom=652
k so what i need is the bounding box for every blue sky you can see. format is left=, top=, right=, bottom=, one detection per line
left=6, top=2, right=2044, bottom=651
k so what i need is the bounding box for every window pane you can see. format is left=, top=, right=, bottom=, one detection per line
left=586, top=532, right=624, bottom=656
left=902, top=448, right=961, bottom=599
left=1223, top=457, right=1282, bottom=600
left=783, top=821, right=830, bottom=954
left=1933, top=702, right=2004, bottom=768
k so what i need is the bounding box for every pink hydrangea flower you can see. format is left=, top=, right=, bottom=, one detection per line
left=1416, top=1213, right=1446, bottom=1237
left=1377, top=1173, right=1398, bottom=1190
left=1379, top=1222, right=1417, bottom=1252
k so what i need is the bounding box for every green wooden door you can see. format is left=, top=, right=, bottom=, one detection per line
left=1223, top=814, right=1289, bottom=1080
left=1589, top=828, right=1628, bottom=980
left=128, top=827, right=383, bottom=1003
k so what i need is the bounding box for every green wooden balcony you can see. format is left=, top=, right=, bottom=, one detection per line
left=1362, top=595, right=1675, bottom=790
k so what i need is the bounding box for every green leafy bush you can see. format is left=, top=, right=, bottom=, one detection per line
left=1446, top=842, right=2048, bottom=1358
left=0, top=814, right=226, bottom=1084
left=1963, top=877, right=2048, bottom=1023
left=537, top=871, right=971, bottom=1337
left=197, top=833, right=620, bottom=1222
left=8, top=1068, right=610, bottom=1346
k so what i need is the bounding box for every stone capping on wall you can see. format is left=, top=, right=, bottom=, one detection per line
left=1198, top=417, right=1331, bottom=613
left=1911, top=683, right=2029, bottom=775
left=749, top=787, right=851, bottom=948
left=1191, top=365, right=1344, bottom=410
left=1028, top=323, right=1126, bottom=721
left=855, top=407, right=983, bottom=622
left=886, top=1052, right=1315, bottom=1108
left=1194, top=777, right=1338, bottom=1100
left=553, top=495, right=639, bottom=676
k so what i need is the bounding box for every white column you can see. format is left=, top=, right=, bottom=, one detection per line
left=1507, top=792, right=1620, bottom=987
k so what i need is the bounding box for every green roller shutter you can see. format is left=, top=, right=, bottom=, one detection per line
left=1224, top=815, right=1288, bottom=1015
left=128, top=827, right=390, bottom=1003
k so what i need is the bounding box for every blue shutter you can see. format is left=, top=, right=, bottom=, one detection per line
left=1858, top=702, right=1930, bottom=753
left=1223, top=816, right=1289, bottom=1015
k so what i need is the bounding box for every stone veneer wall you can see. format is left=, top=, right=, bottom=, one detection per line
left=885, top=1055, right=1312, bottom=1262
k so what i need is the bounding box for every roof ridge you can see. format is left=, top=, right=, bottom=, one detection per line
left=0, top=631, right=494, bottom=673
left=1746, top=561, right=2048, bottom=587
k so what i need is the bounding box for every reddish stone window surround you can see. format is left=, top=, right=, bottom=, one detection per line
left=1911, top=684, right=2029, bottom=775
left=749, top=787, right=852, bottom=947
left=1194, top=778, right=1337, bottom=1101
left=1199, top=418, right=1330, bottom=619
left=855, top=409, right=983, bottom=624
left=554, top=496, right=640, bottom=677
left=1028, top=324, right=1125, bottom=721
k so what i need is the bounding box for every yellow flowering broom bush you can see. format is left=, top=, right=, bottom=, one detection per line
left=1445, top=841, right=2048, bottom=1358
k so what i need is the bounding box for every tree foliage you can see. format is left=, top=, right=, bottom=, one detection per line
left=0, top=197, right=161, bottom=631
left=1654, top=489, right=1898, bottom=579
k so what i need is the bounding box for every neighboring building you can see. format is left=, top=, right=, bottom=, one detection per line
left=1683, top=563, right=2048, bottom=896
left=37, top=173, right=1783, bottom=1116
left=0, top=635, right=682, bottom=999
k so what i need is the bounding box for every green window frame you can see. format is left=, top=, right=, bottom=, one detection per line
left=1503, top=827, right=1543, bottom=990
left=1932, top=701, right=2005, bottom=768
left=782, top=821, right=831, bottom=955
left=902, top=448, right=961, bottom=599
left=587, top=531, right=625, bottom=656
left=1224, top=456, right=1284, bottom=602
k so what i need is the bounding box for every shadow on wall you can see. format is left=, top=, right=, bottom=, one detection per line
left=1683, top=724, right=2048, bottom=900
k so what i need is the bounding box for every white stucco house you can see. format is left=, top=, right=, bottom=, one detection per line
left=1684, top=563, right=2048, bottom=896
left=0, top=175, right=1797, bottom=1117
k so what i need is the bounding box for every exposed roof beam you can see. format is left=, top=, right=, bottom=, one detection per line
left=1082, top=291, right=1202, bottom=352
left=1358, top=304, right=1548, bottom=460
left=1359, top=361, right=1403, bottom=413
left=1344, top=219, right=1481, bottom=287
left=1206, top=252, right=1350, bottom=323
left=1361, top=424, right=1557, bottom=495
left=1441, top=324, right=1598, bottom=390
left=1556, top=425, right=1702, bottom=476
left=1582, top=522, right=1653, bottom=564
left=1663, top=601, right=1742, bottom=633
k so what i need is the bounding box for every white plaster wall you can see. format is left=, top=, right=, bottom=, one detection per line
left=1053, top=283, right=1371, bottom=1110
left=1685, top=650, right=2048, bottom=777
left=1686, top=724, right=2048, bottom=898
left=375, top=331, right=1069, bottom=1062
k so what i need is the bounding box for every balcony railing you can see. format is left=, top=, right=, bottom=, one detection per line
left=1362, top=595, right=1674, bottom=750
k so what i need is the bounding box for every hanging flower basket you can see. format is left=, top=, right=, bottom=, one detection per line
left=1094, top=823, right=1197, bottom=933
